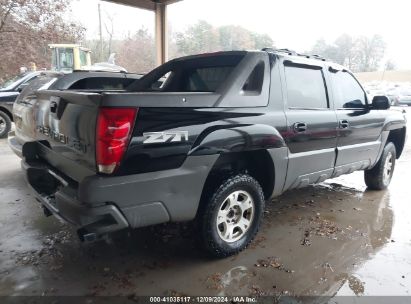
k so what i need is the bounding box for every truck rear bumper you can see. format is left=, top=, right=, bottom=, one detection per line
left=21, top=141, right=218, bottom=239
left=22, top=160, right=129, bottom=240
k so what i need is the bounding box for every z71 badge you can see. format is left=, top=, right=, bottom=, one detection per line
left=143, top=131, right=188, bottom=144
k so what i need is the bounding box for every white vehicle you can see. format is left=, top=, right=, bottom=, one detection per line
left=397, top=88, right=411, bottom=106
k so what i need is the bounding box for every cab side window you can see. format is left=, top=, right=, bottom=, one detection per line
left=330, top=71, right=366, bottom=109
left=17, top=76, right=38, bottom=92
left=284, top=65, right=329, bottom=109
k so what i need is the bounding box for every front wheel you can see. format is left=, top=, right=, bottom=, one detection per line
left=364, top=142, right=396, bottom=190
left=0, top=111, right=12, bottom=138
left=198, top=174, right=265, bottom=258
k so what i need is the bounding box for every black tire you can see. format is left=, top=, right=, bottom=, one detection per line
left=364, top=142, right=396, bottom=190
left=198, top=174, right=265, bottom=258
left=0, top=111, right=12, bottom=138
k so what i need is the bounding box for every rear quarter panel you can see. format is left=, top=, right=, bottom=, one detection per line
left=119, top=107, right=287, bottom=175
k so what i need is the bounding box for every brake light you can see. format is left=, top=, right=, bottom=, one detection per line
left=96, top=107, right=137, bottom=174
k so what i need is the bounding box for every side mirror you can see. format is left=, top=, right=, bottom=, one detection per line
left=372, top=95, right=390, bottom=110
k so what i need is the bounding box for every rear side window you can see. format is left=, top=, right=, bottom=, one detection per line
left=285, top=65, right=328, bottom=109
left=69, top=77, right=134, bottom=90
left=242, top=61, right=265, bottom=95
left=330, top=71, right=366, bottom=109
left=183, top=66, right=234, bottom=92
left=132, top=53, right=246, bottom=93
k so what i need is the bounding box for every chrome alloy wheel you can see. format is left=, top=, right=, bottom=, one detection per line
left=383, top=152, right=393, bottom=185
left=216, top=190, right=255, bottom=243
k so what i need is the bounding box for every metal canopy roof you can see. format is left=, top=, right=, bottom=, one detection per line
left=103, top=0, right=181, bottom=11
left=102, top=0, right=183, bottom=65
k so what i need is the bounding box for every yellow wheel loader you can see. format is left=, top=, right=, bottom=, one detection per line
left=49, top=44, right=92, bottom=73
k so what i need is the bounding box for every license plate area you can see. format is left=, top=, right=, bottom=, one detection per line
left=26, top=167, right=62, bottom=196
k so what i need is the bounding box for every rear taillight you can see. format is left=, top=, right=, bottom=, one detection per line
left=96, top=107, right=138, bottom=174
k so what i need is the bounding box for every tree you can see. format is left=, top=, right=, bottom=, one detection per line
left=385, top=60, right=396, bottom=71
left=175, top=20, right=220, bottom=56
left=218, top=25, right=274, bottom=51
left=334, top=34, right=356, bottom=69
left=355, top=35, right=386, bottom=72
left=115, top=28, right=155, bottom=73
left=310, top=34, right=386, bottom=72
left=0, top=0, right=84, bottom=78
left=173, top=20, right=274, bottom=57
left=219, top=25, right=254, bottom=51
left=252, top=32, right=274, bottom=50
left=312, top=38, right=340, bottom=63
left=83, top=21, right=274, bottom=73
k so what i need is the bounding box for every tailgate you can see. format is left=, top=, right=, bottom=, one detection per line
left=31, top=90, right=101, bottom=181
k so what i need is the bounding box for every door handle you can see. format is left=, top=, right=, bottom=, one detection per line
left=339, top=119, right=350, bottom=129
left=293, top=122, right=307, bottom=133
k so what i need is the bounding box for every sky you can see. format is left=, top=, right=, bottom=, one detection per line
left=70, top=0, right=411, bottom=70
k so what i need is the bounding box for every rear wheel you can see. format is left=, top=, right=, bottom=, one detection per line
left=364, top=142, right=396, bottom=190
left=198, top=174, right=265, bottom=258
left=0, top=111, right=12, bottom=138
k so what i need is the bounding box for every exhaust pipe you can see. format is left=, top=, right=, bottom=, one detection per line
left=42, top=206, right=53, bottom=217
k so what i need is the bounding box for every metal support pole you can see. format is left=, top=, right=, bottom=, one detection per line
left=155, top=3, right=168, bottom=66
left=98, top=3, right=104, bottom=61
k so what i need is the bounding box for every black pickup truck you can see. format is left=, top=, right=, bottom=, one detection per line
left=14, top=49, right=407, bottom=257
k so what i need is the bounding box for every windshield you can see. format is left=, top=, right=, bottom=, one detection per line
left=52, top=48, right=74, bottom=72
left=0, top=74, right=26, bottom=90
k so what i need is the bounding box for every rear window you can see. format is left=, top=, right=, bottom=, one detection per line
left=130, top=52, right=246, bottom=93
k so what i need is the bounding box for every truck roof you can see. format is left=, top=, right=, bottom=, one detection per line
left=168, top=49, right=348, bottom=73
left=262, top=48, right=348, bottom=73
left=48, top=44, right=91, bottom=52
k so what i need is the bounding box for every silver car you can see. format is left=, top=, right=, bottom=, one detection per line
left=398, top=88, right=411, bottom=106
